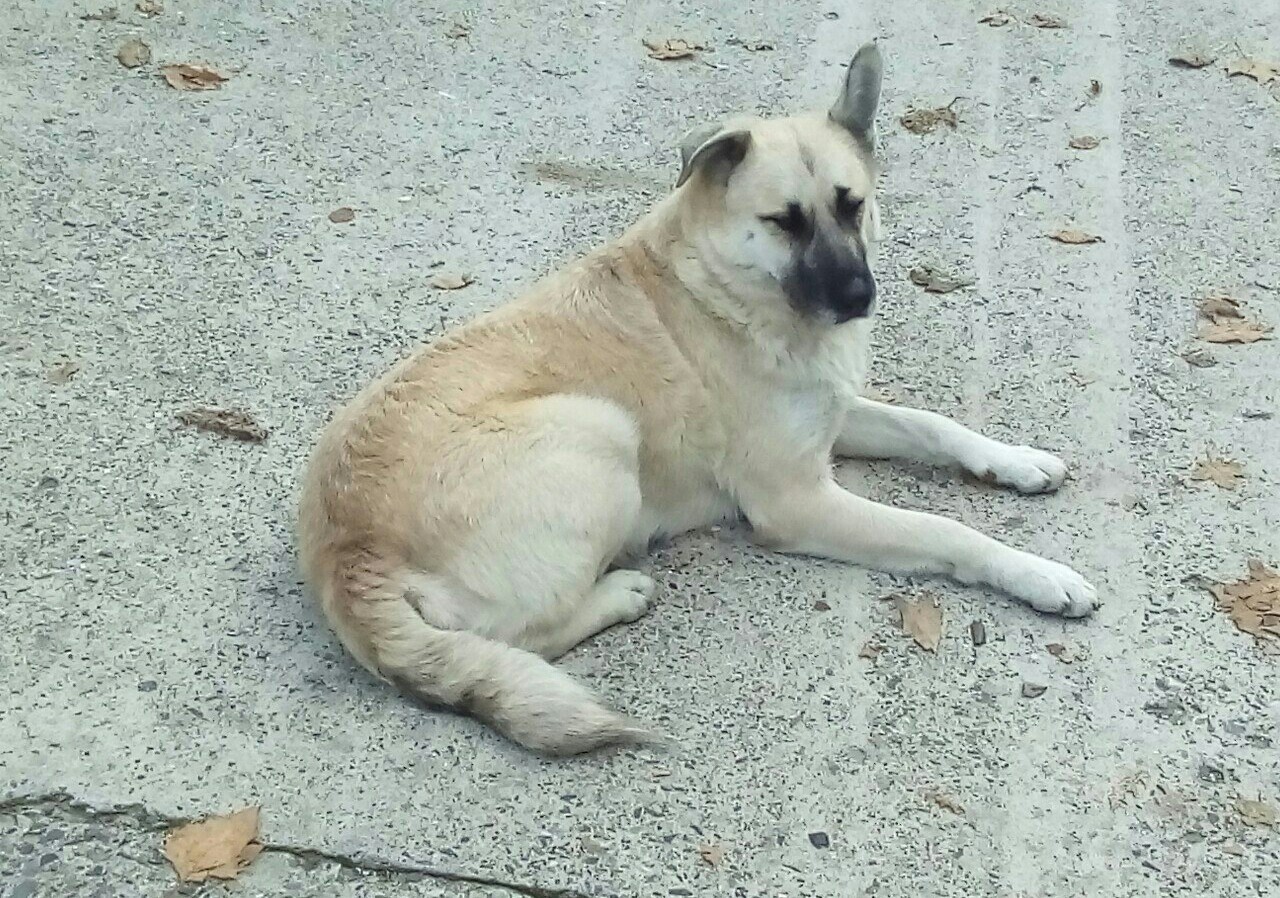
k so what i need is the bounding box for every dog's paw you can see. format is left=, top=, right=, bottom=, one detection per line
left=598, top=569, right=657, bottom=624
left=965, top=444, right=1067, bottom=494
left=990, top=552, right=1098, bottom=618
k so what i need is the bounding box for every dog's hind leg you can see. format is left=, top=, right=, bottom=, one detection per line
left=835, top=397, right=1066, bottom=494
left=516, top=569, right=657, bottom=660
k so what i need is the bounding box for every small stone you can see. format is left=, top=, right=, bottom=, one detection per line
left=813, top=600, right=831, bottom=611
left=808, top=831, right=830, bottom=849
left=1021, top=682, right=1047, bottom=699
left=138, top=680, right=158, bottom=692
left=328, top=206, right=355, bottom=223
left=969, top=621, right=986, bottom=646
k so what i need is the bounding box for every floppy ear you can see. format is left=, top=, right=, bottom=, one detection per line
left=675, top=126, right=752, bottom=189
left=829, top=42, right=883, bottom=150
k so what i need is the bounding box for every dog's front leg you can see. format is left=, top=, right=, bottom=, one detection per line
left=836, top=397, right=1066, bottom=494
left=743, top=476, right=1098, bottom=617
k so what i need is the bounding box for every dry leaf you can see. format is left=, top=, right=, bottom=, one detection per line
left=1189, top=454, right=1245, bottom=490
left=1169, top=52, right=1213, bottom=69
left=925, top=790, right=965, bottom=815
left=1046, top=642, right=1075, bottom=663
left=163, top=807, right=262, bottom=883
left=48, top=360, right=82, bottom=384
left=1021, top=682, right=1047, bottom=698
left=857, top=640, right=883, bottom=660
left=1068, top=135, right=1100, bottom=150
left=81, top=8, right=118, bottom=20
left=1027, top=13, right=1067, bottom=29
left=177, top=407, right=268, bottom=442
left=161, top=64, right=229, bottom=91
left=1225, top=57, right=1280, bottom=85
left=1209, top=560, right=1280, bottom=642
left=897, top=595, right=942, bottom=652
left=979, top=11, right=1014, bottom=26
left=1236, top=797, right=1277, bottom=827
left=328, top=206, right=355, bottom=224
left=430, top=272, right=473, bottom=290
left=900, top=101, right=959, bottom=134
left=909, top=265, right=974, bottom=294
left=644, top=38, right=707, bottom=61
left=136, top=0, right=163, bottom=15
left=117, top=38, right=151, bottom=69
left=1199, top=319, right=1271, bottom=344
left=1049, top=229, right=1103, bottom=245
left=445, top=22, right=470, bottom=40
left=1199, top=294, right=1242, bottom=321
left=697, top=842, right=725, bottom=867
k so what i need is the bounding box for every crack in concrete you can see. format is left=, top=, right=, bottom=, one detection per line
left=1, top=791, right=592, bottom=898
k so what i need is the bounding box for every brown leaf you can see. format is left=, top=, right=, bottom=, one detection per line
left=1225, top=57, right=1280, bottom=85
left=1199, top=294, right=1242, bottom=321
left=1046, top=642, right=1075, bottom=663
left=117, top=38, right=151, bottom=69
left=697, top=842, right=725, bottom=867
left=48, top=360, right=82, bottom=384
left=161, top=64, right=229, bottom=91
left=978, top=11, right=1014, bottom=26
left=1021, top=682, right=1047, bottom=698
left=1048, top=229, right=1103, bottom=245
left=1208, top=560, right=1280, bottom=642
left=1189, top=454, right=1245, bottom=490
left=1199, top=318, right=1271, bottom=344
left=1169, top=52, right=1213, bottom=69
left=643, top=38, right=707, bottom=61
left=897, top=595, right=942, bottom=652
left=328, top=206, right=355, bottom=224
left=177, top=407, right=268, bottom=442
left=925, top=790, right=965, bottom=815
left=1068, top=135, right=1100, bottom=150
left=430, top=272, right=473, bottom=290
left=136, top=0, right=163, bottom=15
left=900, top=102, right=959, bottom=134
left=445, top=22, right=470, bottom=40
left=1027, top=13, right=1067, bottom=29
left=163, top=807, right=262, bottom=883
left=1236, top=797, right=1277, bottom=827
left=81, top=8, right=118, bottom=21
left=857, top=640, right=883, bottom=660
left=909, top=265, right=974, bottom=294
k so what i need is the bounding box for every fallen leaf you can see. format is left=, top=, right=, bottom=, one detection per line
left=163, top=807, right=262, bottom=883
left=430, top=272, right=473, bottom=290
left=857, top=640, right=883, bottom=660
left=80, top=8, right=118, bottom=20
left=978, top=11, right=1014, bottom=26
left=1181, top=346, right=1217, bottom=368
left=1189, top=453, right=1245, bottom=490
left=909, top=265, right=974, bottom=294
left=1048, top=229, right=1103, bottom=245
left=897, top=594, right=942, bottom=652
left=643, top=38, right=707, bottom=61
left=900, top=101, right=959, bottom=134
left=176, top=407, right=268, bottom=442
left=161, top=64, right=229, bottom=91
left=1209, top=560, right=1280, bottom=642
left=1199, top=318, right=1271, bottom=344
left=117, top=38, right=151, bottom=69
left=445, top=22, right=470, bottom=40
left=1068, top=135, right=1100, bottom=150
left=925, top=790, right=965, bottom=815
left=1169, top=52, right=1213, bottom=69
left=1021, top=682, right=1047, bottom=698
left=1027, top=13, right=1067, bottom=29
left=1236, top=797, right=1277, bottom=827
left=1199, top=294, right=1242, bottom=321
left=728, top=37, right=775, bottom=51
left=1225, top=57, right=1280, bottom=85
left=1046, top=642, right=1075, bottom=663
left=48, top=360, right=82, bottom=384
left=697, top=842, right=725, bottom=867
left=328, top=206, right=355, bottom=224
left=136, top=0, right=163, bottom=15
left=969, top=621, right=987, bottom=646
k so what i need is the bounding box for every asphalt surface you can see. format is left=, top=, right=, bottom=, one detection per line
left=3, top=1, right=1279, bottom=896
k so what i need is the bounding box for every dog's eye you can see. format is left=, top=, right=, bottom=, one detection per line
left=835, top=186, right=864, bottom=226
left=760, top=203, right=809, bottom=237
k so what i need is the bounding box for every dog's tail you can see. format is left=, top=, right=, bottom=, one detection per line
left=315, top=553, right=650, bottom=755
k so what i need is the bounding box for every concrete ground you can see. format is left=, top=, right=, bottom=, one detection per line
left=2, top=0, right=1278, bottom=895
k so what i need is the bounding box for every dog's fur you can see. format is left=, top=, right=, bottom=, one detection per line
left=298, top=44, right=1097, bottom=754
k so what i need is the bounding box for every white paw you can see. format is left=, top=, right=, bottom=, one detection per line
left=991, top=552, right=1098, bottom=618
left=598, top=569, right=657, bottom=623
left=966, top=444, right=1067, bottom=494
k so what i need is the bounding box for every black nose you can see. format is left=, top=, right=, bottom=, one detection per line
left=834, top=272, right=875, bottom=322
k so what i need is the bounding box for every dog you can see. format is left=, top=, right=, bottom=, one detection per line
left=298, top=43, right=1098, bottom=755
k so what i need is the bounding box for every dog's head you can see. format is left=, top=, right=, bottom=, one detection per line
left=673, top=43, right=884, bottom=325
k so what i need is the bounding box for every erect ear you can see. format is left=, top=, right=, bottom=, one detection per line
left=829, top=42, right=883, bottom=151
left=675, top=125, right=752, bottom=189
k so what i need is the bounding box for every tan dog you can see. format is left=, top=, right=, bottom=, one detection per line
left=298, top=44, right=1097, bottom=754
